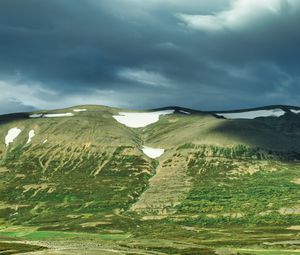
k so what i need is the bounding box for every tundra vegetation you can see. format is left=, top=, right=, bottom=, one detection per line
left=0, top=105, right=299, bottom=254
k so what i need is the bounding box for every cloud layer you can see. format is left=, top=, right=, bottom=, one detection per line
left=178, top=0, right=300, bottom=31
left=0, top=0, right=299, bottom=113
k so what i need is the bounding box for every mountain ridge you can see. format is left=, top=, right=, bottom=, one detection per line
left=2, top=103, right=300, bottom=118
left=149, top=104, right=300, bottom=113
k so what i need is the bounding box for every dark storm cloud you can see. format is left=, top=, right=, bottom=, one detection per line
left=0, top=0, right=299, bottom=113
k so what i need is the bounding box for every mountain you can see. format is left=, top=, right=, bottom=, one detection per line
left=0, top=105, right=299, bottom=254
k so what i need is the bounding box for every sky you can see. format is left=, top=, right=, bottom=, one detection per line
left=0, top=0, right=300, bottom=114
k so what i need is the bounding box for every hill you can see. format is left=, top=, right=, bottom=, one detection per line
left=0, top=104, right=299, bottom=254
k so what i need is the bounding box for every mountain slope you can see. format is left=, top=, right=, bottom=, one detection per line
left=0, top=104, right=299, bottom=248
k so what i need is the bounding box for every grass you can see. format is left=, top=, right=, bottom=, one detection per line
left=0, top=242, right=46, bottom=254
left=0, top=230, right=131, bottom=241
left=0, top=226, right=299, bottom=254
left=233, top=249, right=300, bottom=255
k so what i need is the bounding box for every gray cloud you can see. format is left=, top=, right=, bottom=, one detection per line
left=0, top=0, right=299, bottom=113
left=0, top=98, right=35, bottom=115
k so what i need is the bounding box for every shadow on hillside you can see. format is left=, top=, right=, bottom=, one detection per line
left=0, top=113, right=30, bottom=125
left=210, top=116, right=300, bottom=152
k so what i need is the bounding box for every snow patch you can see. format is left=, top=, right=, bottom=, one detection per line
left=216, top=109, right=285, bottom=119
left=26, top=130, right=35, bottom=144
left=73, top=109, right=87, bottom=112
left=142, top=146, right=165, bottom=159
left=113, top=110, right=174, bottom=128
left=291, top=109, right=300, bottom=114
left=44, top=113, right=74, bottom=118
left=29, top=114, right=43, bottom=118
left=29, top=113, right=74, bottom=118
left=5, top=128, right=22, bottom=146
left=179, top=110, right=191, bottom=115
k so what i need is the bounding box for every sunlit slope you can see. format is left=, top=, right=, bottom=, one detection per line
left=0, top=105, right=140, bottom=150
left=142, top=111, right=300, bottom=152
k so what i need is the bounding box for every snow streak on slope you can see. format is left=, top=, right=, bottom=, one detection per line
left=142, top=146, right=165, bottom=159
left=73, top=109, right=87, bottom=112
left=5, top=128, right=22, bottom=146
left=179, top=110, right=191, bottom=115
left=44, top=113, right=74, bottom=118
left=30, top=113, right=74, bottom=118
left=29, top=114, right=43, bottom=118
left=26, top=130, right=35, bottom=144
left=291, top=109, right=300, bottom=114
left=216, top=109, right=285, bottom=119
left=113, top=110, right=174, bottom=128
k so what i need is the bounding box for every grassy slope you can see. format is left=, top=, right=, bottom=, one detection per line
left=0, top=106, right=156, bottom=232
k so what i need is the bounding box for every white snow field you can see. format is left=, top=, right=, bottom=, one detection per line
left=216, top=109, right=286, bottom=119
left=291, top=109, right=300, bottom=114
left=30, top=113, right=74, bottom=118
left=113, top=110, right=174, bottom=128
left=142, top=146, right=165, bottom=159
left=73, top=109, right=87, bottom=112
left=5, top=128, right=22, bottom=146
left=26, top=130, right=35, bottom=144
